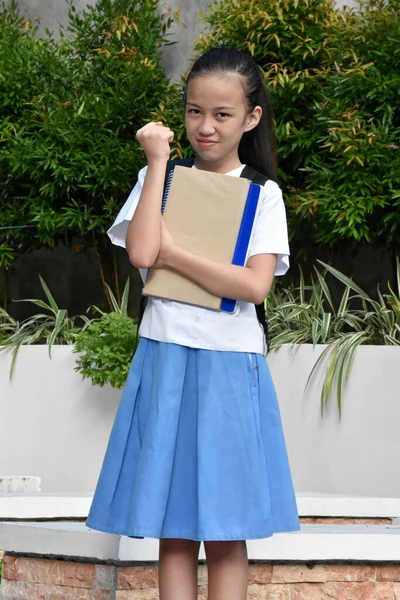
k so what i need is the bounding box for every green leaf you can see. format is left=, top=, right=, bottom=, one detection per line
left=39, top=275, right=61, bottom=313
left=318, top=261, right=371, bottom=298
left=47, top=309, right=68, bottom=356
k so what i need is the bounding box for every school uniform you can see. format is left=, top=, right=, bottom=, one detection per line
left=86, top=164, right=300, bottom=541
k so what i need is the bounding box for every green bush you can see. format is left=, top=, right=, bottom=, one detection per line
left=0, top=0, right=176, bottom=295
left=166, top=0, right=400, bottom=254
left=73, top=311, right=138, bottom=389
left=73, top=277, right=138, bottom=388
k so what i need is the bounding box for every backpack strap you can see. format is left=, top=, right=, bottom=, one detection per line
left=240, top=165, right=269, bottom=187
left=239, top=166, right=270, bottom=351
left=164, top=158, right=195, bottom=189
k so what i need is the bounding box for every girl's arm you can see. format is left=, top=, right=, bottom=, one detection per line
left=125, top=161, right=166, bottom=269
left=125, top=122, right=174, bottom=269
left=156, top=220, right=276, bottom=304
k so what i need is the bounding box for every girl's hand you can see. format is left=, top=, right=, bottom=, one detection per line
left=136, top=121, right=174, bottom=163
left=154, top=219, right=176, bottom=269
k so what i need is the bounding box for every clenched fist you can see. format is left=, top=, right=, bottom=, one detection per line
left=136, top=121, right=174, bottom=163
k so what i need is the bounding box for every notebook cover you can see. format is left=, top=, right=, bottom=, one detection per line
left=142, top=166, right=259, bottom=311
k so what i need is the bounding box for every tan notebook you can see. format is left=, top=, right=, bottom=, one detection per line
left=142, top=166, right=261, bottom=312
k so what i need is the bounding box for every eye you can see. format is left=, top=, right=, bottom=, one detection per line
left=187, top=108, right=200, bottom=115
left=217, top=112, right=230, bottom=118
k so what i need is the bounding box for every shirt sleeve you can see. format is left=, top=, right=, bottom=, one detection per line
left=107, top=165, right=148, bottom=248
left=247, top=179, right=290, bottom=276
left=107, top=165, right=148, bottom=283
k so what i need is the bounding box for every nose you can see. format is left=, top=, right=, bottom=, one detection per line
left=198, top=117, right=215, bottom=137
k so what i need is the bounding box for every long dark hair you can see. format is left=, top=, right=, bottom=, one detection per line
left=186, top=48, right=278, bottom=183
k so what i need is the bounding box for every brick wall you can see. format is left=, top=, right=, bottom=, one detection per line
left=2, top=555, right=400, bottom=600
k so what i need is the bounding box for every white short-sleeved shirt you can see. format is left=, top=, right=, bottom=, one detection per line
left=108, top=164, right=290, bottom=354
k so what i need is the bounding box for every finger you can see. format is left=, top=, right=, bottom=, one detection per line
left=137, top=121, right=161, bottom=135
left=157, top=128, right=174, bottom=142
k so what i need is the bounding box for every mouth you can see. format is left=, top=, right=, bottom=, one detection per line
left=197, top=139, right=218, bottom=148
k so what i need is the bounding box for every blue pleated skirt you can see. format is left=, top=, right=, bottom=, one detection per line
left=86, top=338, right=300, bottom=541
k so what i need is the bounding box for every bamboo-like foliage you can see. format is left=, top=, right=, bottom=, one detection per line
left=0, top=0, right=176, bottom=307
left=159, top=0, right=400, bottom=258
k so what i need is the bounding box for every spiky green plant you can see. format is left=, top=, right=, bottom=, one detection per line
left=0, top=275, right=90, bottom=378
left=268, top=259, right=400, bottom=416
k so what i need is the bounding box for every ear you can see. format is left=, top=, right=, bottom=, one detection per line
left=244, top=106, right=262, bottom=132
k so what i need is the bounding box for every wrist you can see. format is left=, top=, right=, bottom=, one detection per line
left=147, top=157, right=169, bottom=169
left=164, top=243, right=182, bottom=269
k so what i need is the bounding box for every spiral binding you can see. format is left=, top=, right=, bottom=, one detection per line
left=162, top=169, right=174, bottom=214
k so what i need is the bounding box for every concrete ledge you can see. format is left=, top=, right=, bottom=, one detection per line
left=2, top=492, right=400, bottom=520
left=0, top=493, right=91, bottom=520
left=0, top=521, right=120, bottom=562
left=296, top=493, right=400, bottom=519
left=2, top=521, right=400, bottom=563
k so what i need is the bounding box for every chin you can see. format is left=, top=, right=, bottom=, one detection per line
left=194, top=148, right=221, bottom=163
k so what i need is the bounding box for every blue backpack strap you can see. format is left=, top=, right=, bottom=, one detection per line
left=240, top=166, right=270, bottom=351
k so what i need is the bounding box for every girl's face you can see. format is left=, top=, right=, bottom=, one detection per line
left=185, top=73, right=262, bottom=173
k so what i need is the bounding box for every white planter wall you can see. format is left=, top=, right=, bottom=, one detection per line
left=0, top=344, right=399, bottom=496
left=268, top=345, right=400, bottom=498
left=0, top=346, right=120, bottom=494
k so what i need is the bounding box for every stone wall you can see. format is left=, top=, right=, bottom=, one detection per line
left=2, top=555, right=400, bottom=600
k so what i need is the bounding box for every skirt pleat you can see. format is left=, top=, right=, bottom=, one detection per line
left=86, top=338, right=300, bottom=541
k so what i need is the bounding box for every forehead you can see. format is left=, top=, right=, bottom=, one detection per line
left=186, top=73, right=246, bottom=108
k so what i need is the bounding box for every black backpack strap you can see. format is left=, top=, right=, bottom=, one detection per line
left=164, top=157, right=195, bottom=189
left=240, top=165, right=268, bottom=187
left=255, top=301, right=269, bottom=352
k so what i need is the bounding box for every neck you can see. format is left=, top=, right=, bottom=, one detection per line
left=194, top=155, right=243, bottom=174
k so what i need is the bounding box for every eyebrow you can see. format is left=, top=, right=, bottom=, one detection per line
left=186, top=102, right=235, bottom=111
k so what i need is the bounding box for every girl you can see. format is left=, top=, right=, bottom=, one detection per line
left=86, top=47, right=300, bottom=600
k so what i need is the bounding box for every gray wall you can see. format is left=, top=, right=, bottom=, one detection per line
left=10, top=0, right=358, bottom=80
left=11, top=0, right=212, bottom=80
